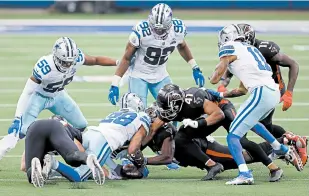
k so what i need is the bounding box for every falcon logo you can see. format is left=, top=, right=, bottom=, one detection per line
left=271, top=46, right=278, bottom=53
left=194, top=97, right=203, bottom=105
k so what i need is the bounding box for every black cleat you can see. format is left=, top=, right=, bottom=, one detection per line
left=269, top=167, right=283, bottom=182
left=201, top=163, right=224, bottom=181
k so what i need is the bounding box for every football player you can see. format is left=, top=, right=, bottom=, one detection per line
left=0, top=37, right=118, bottom=160
left=42, top=93, right=151, bottom=183
left=25, top=117, right=103, bottom=188
left=215, top=24, right=307, bottom=166
left=108, top=3, right=205, bottom=107
left=209, top=24, right=302, bottom=185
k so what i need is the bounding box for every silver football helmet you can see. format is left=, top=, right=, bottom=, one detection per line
left=218, top=24, right=245, bottom=48
left=148, top=3, right=173, bottom=39
left=119, top=93, right=145, bottom=113
left=52, top=37, right=79, bottom=73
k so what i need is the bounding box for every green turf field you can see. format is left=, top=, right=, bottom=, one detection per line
left=0, top=9, right=309, bottom=20
left=0, top=34, right=308, bottom=195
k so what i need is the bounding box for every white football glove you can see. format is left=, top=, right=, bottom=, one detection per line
left=182, top=119, right=198, bottom=128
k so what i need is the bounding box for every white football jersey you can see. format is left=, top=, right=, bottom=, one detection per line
left=32, top=49, right=85, bottom=97
left=128, top=19, right=187, bottom=83
left=219, top=41, right=278, bottom=92
left=88, top=109, right=151, bottom=151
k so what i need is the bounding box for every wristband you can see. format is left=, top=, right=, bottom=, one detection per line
left=188, top=59, right=197, bottom=69
left=111, top=75, right=121, bottom=86
left=197, top=118, right=208, bottom=128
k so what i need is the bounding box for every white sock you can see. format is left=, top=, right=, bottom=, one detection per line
left=271, top=140, right=281, bottom=150
left=52, top=159, right=59, bottom=170
left=239, top=164, right=249, bottom=172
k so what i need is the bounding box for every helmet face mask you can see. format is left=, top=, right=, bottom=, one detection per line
left=52, top=37, right=79, bottom=73
left=148, top=3, right=173, bottom=39
left=120, top=93, right=145, bottom=113
left=145, top=102, right=158, bottom=123
left=156, top=84, right=185, bottom=121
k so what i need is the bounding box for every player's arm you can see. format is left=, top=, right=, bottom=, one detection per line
left=222, top=81, right=248, bottom=98
left=272, top=53, right=299, bottom=93
left=183, top=100, right=225, bottom=129
left=220, top=69, right=234, bottom=87
left=210, top=55, right=237, bottom=84
left=108, top=32, right=139, bottom=105
left=177, top=40, right=204, bottom=87
left=142, top=117, right=165, bottom=146
left=146, top=137, right=174, bottom=165
left=83, top=54, right=119, bottom=66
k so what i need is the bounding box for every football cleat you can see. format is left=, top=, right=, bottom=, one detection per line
left=42, top=154, right=54, bottom=181
left=86, top=154, right=105, bottom=185
left=226, top=171, right=254, bottom=185
left=31, top=157, right=44, bottom=188
left=284, top=133, right=308, bottom=167
left=166, top=163, right=181, bottom=170
left=284, top=146, right=303, bottom=171
left=201, top=163, right=224, bottom=181
left=269, top=167, right=283, bottom=182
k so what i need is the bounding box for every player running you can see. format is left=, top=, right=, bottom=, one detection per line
left=0, top=37, right=118, bottom=160
left=108, top=3, right=205, bottom=107
left=42, top=93, right=151, bottom=184
left=216, top=23, right=307, bottom=166
left=209, top=24, right=302, bottom=185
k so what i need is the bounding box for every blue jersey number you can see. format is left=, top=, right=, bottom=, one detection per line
left=101, top=111, right=137, bottom=126
left=37, top=59, right=51, bottom=75
left=247, top=47, right=271, bottom=71
left=139, top=22, right=151, bottom=37
left=173, top=19, right=184, bottom=33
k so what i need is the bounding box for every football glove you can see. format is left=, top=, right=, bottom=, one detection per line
left=128, top=150, right=147, bottom=168
left=206, top=89, right=223, bottom=100
left=280, top=90, right=293, bottom=111
left=108, top=85, right=119, bottom=105
left=183, top=119, right=198, bottom=128
left=192, top=66, right=205, bottom=87
left=8, top=117, right=22, bottom=138
left=217, top=84, right=227, bottom=92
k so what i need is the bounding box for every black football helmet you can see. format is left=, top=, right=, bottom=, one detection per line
left=156, top=84, right=185, bottom=121
left=237, top=24, right=256, bottom=45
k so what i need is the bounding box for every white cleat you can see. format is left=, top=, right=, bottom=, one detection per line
left=86, top=154, right=105, bottom=185
left=284, top=146, right=304, bottom=171
left=226, top=171, right=254, bottom=185
left=42, top=154, right=54, bottom=181
left=31, top=157, right=44, bottom=188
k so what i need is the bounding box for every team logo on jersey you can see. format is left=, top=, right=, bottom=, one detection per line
left=162, top=42, right=165, bottom=46
left=193, top=97, right=203, bottom=105
left=271, top=46, right=278, bottom=53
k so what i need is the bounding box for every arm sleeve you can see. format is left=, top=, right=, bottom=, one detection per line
left=15, top=78, right=39, bottom=117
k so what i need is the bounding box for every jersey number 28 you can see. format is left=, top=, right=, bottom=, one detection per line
left=247, top=47, right=271, bottom=71
left=101, top=111, right=137, bottom=126
left=144, top=46, right=175, bottom=66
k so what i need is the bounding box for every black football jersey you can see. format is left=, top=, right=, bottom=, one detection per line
left=64, top=125, right=83, bottom=144
left=147, top=123, right=177, bottom=153
left=254, top=39, right=286, bottom=91
left=158, top=87, right=217, bottom=122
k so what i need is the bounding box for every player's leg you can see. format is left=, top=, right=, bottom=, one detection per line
left=49, top=91, right=87, bottom=131
left=175, top=130, right=223, bottom=180
left=74, top=130, right=111, bottom=184
left=0, top=93, right=47, bottom=160
left=25, top=120, right=50, bottom=187
left=128, top=76, right=149, bottom=106
left=148, top=76, right=172, bottom=99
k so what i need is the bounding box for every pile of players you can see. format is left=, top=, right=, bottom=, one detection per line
left=0, top=3, right=307, bottom=187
